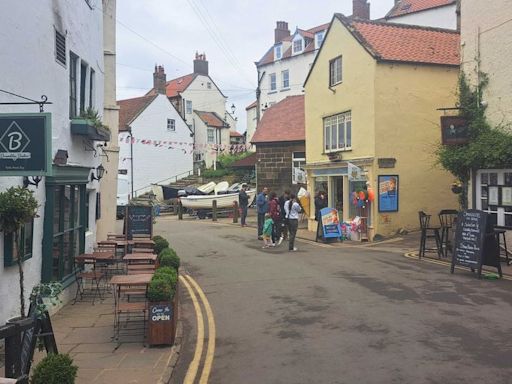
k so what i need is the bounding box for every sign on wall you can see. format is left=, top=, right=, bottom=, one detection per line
left=0, top=113, right=52, bottom=176
left=378, top=175, right=399, bottom=212
left=441, top=116, right=469, bottom=145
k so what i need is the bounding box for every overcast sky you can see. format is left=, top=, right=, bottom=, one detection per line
left=116, top=0, right=396, bottom=132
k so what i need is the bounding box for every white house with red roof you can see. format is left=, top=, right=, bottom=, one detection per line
left=385, top=0, right=458, bottom=30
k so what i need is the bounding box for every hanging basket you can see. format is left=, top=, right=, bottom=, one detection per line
left=451, top=185, right=463, bottom=194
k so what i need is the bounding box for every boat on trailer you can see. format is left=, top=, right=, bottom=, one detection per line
left=180, top=190, right=256, bottom=209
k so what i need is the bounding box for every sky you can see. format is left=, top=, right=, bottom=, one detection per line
left=116, top=0, right=396, bottom=133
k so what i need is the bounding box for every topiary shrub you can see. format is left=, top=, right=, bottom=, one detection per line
left=153, top=236, right=170, bottom=255
left=159, top=250, right=180, bottom=271
left=154, top=266, right=178, bottom=288
left=31, top=353, right=78, bottom=384
left=147, top=275, right=175, bottom=303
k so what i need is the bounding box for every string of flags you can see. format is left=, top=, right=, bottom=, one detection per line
left=118, top=134, right=248, bottom=155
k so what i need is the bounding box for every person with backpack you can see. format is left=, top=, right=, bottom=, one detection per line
left=284, top=192, right=302, bottom=251
left=256, top=186, right=269, bottom=240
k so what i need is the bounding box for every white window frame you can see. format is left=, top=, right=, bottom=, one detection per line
left=167, top=118, right=176, bottom=132
left=186, top=100, right=193, bottom=114
left=329, top=56, right=342, bottom=86
left=476, top=169, right=512, bottom=227
left=275, top=44, right=282, bottom=60
left=293, top=39, right=303, bottom=54
left=323, top=111, right=351, bottom=153
left=269, top=73, right=277, bottom=91
left=315, top=31, right=325, bottom=49
left=207, top=128, right=215, bottom=143
left=281, top=70, right=289, bottom=89
left=292, top=152, right=306, bottom=184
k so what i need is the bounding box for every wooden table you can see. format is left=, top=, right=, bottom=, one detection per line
left=110, top=273, right=153, bottom=287
left=76, top=252, right=114, bottom=262
left=123, top=253, right=158, bottom=263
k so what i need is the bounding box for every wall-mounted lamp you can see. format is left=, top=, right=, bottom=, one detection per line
left=90, top=164, right=105, bottom=182
left=23, top=176, right=42, bottom=189
left=231, top=103, right=236, bottom=115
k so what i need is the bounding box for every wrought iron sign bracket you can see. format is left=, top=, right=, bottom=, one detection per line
left=0, top=94, right=52, bottom=112
left=96, top=143, right=110, bottom=162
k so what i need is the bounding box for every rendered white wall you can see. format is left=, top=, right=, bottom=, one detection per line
left=118, top=95, right=193, bottom=194
left=0, top=0, right=104, bottom=323
left=246, top=106, right=257, bottom=151
left=387, top=5, right=457, bottom=30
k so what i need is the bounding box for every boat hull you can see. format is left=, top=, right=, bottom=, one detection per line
left=180, top=190, right=256, bottom=209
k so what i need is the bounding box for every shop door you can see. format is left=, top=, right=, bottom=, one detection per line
left=476, top=169, right=512, bottom=227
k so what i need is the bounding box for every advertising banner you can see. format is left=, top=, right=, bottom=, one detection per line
left=319, top=207, right=342, bottom=239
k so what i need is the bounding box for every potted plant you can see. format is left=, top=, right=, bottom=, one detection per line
left=0, top=187, right=39, bottom=318
left=31, top=353, right=78, bottom=384
left=451, top=180, right=463, bottom=194
left=147, top=269, right=176, bottom=346
left=70, top=107, right=111, bottom=141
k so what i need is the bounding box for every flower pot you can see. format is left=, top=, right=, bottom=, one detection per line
left=451, top=185, right=463, bottom=194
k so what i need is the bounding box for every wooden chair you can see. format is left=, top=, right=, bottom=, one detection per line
left=127, top=264, right=156, bottom=275
left=131, top=247, right=154, bottom=254
left=438, top=209, right=458, bottom=257
left=419, top=211, right=442, bottom=259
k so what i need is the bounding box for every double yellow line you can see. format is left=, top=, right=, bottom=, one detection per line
left=179, top=274, right=216, bottom=384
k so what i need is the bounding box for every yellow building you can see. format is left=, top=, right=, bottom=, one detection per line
left=304, top=14, right=461, bottom=238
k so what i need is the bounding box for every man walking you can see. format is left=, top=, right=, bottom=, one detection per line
left=256, top=186, right=269, bottom=240
left=238, top=184, right=249, bottom=227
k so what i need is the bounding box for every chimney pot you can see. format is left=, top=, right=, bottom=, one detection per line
left=352, top=0, right=370, bottom=20
left=274, top=20, right=290, bottom=44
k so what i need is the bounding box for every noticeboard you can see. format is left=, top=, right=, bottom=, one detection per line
left=0, top=113, right=52, bottom=176
left=319, top=207, right=342, bottom=239
left=125, top=205, right=153, bottom=240
left=378, top=175, right=399, bottom=212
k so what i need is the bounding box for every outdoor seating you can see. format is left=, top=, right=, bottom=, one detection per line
left=494, top=227, right=510, bottom=265
left=418, top=211, right=442, bottom=259
left=127, top=264, right=156, bottom=275
left=438, top=209, right=458, bottom=257
left=73, top=255, right=105, bottom=305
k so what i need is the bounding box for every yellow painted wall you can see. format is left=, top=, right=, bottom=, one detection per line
left=305, top=18, right=377, bottom=166
left=372, top=64, right=460, bottom=235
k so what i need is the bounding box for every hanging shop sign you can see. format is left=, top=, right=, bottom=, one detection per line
left=378, top=175, right=399, bottom=212
left=441, top=116, right=469, bottom=145
left=0, top=113, right=52, bottom=176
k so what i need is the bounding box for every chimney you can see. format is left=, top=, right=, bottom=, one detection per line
left=274, top=21, right=290, bottom=44
left=193, top=52, right=209, bottom=76
left=153, top=65, right=167, bottom=94
left=352, top=0, right=370, bottom=20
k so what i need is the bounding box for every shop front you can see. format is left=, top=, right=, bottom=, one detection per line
left=475, top=169, right=512, bottom=228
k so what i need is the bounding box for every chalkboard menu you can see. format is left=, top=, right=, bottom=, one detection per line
left=125, top=205, right=153, bottom=240
left=451, top=210, right=502, bottom=278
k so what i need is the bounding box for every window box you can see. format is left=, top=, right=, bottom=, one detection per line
left=70, top=118, right=111, bottom=141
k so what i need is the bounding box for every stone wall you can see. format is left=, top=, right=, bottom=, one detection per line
left=256, top=141, right=305, bottom=195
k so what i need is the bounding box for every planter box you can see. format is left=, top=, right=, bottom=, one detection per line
left=147, top=281, right=179, bottom=346
left=70, top=118, right=111, bottom=141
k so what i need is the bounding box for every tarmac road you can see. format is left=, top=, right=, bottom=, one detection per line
left=157, top=216, right=512, bottom=384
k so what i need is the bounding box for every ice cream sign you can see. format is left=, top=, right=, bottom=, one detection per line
left=0, top=113, right=51, bottom=175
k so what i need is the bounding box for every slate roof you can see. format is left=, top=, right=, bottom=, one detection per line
left=251, top=95, right=305, bottom=144
left=257, top=23, right=329, bottom=66
left=337, top=15, right=460, bottom=66
left=386, top=0, right=456, bottom=18
left=117, top=95, right=157, bottom=131
left=195, top=111, right=228, bottom=128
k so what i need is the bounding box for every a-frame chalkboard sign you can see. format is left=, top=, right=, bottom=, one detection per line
left=451, top=210, right=502, bottom=278
left=124, top=205, right=153, bottom=240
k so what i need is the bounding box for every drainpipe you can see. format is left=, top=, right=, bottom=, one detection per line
left=128, top=126, right=134, bottom=199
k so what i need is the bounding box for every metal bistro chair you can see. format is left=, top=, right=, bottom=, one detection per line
left=74, top=256, right=104, bottom=305
left=438, top=209, right=458, bottom=257
left=418, top=211, right=442, bottom=259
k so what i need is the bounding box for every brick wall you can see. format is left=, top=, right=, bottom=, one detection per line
left=256, top=141, right=305, bottom=195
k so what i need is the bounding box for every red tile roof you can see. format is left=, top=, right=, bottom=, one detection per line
left=117, top=95, right=157, bottom=131
left=246, top=100, right=257, bottom=110
left=386, top=0, right=455, bottom=18
left=146, top=73, right=198, bottom=97
left=251, top=95, right=305, bottom=144
left=231, top=152, right=257, bottom=168
left=195, top=111, right=227, bottom=128
left=339, top=15, right=460, bottom=66
left=230, top=131, right=243, bottom=137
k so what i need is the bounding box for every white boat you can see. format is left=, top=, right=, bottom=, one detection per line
left=180, top=190, right=256, bottom=209
left=197, top=181, right=216, bottom=194
left=214, top=181, right=229, bottom=194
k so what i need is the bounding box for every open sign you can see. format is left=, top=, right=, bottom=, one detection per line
left=150, top=304, right=172, bottom=322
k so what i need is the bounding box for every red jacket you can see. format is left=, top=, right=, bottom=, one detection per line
left=269, top=198, right=281, bottom=221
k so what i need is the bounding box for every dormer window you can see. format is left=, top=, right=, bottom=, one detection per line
left=293, top=39, right=303, bottom=54
left=315, top=31, right=325, bottom=49
left=275, top=44, right=282, bottom=60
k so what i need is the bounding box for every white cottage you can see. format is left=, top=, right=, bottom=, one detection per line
left=0, top=0, right=112, bottom=323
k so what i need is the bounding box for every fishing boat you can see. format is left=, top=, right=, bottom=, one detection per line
left=214, top=181, right=229, bottom=194
left=180, top=190, right=256, bottom=209
left=197, top=181, right=216, bottom=194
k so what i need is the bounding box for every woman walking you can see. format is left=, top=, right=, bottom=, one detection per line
left=284, top=193, right=302, bottom=251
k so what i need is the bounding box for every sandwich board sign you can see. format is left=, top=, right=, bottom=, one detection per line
left=0, top=113, right=52, bottom=176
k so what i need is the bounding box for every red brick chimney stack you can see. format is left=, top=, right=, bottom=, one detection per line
left=275, top=21, right=290, bottom=44
left=153, top=65, right=167, bottom=94
left=352, top=0, right=370, bottom=20
left=193, top=52, right=209, bottom=76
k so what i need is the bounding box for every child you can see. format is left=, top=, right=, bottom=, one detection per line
left=262, top=213, right=274, bottom=248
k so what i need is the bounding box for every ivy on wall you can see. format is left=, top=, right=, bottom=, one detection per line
left=436, top=72, right=512, bottom=208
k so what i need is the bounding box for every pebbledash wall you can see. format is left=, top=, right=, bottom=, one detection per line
left=256, top=142, right=306, bottom=195
left=0, top=0, right=105, bottom=323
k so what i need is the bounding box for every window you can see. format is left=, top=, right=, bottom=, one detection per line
left=69, top=52, right=78, bottom=117
left=293, top=39, right=303, bottom=53
left=3, top=220, right=34, bottom=267
left=207, top=82, right=212, bottom=89
left=55, top=30, right=66, bottom=66
left=80, top=61, right=87, bottom=114
left=186, top=100, right=193, bottom=114
left=292, top=152, right=306, bottom=184
left=269, top=73, right=277, bottom=91
left=89, top=69, right=95, bottom=109
left=207, top=128, right=215, bottom=143
left=329, top=56, right=342, bottom=86
left=167, top=118, right=176, bottom=132
left=315, top=31, right=325, bottom=49
left=275, top=44, right=282, bottom=60
left=323, top=111, right=351, bottom=152
left=281, top=70, right=289, bottom=89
